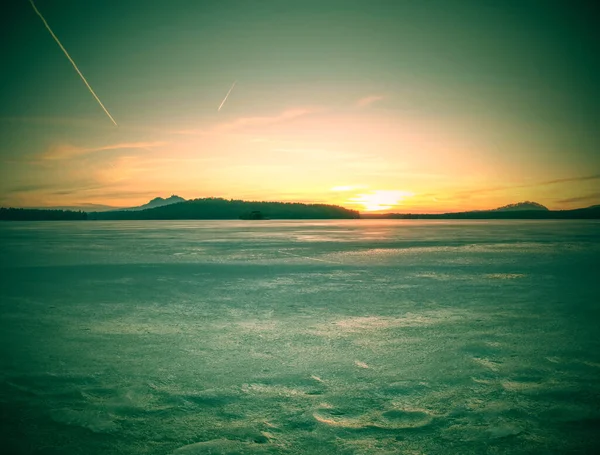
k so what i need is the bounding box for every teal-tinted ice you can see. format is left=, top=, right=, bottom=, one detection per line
left=1, top=220, right=599, bottom=454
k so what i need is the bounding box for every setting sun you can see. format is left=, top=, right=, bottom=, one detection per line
left=1, top=1, right=598, bottom=213
left=349, top=190, right=414, bottom=212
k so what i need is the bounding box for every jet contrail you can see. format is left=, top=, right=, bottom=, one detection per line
left=218, top=81, right=236, bottom=111
left=28, top=0, right=118, bottom=126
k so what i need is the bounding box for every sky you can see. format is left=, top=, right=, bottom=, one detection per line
left=1, top=0, right=599, bottom=212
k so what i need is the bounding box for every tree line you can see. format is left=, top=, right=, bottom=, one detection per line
left=0, top=208, right=88, bottom=221
left=89, top=198, right=360, bottom=220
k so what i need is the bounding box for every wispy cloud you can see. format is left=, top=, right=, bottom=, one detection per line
left=555, top=192, right=600, bottom=205
left=175, top=108, right=316, bottom=135
left=4, top=180, right=106, bottom=196
left=450, top=173, right=600, bottom=200
left=543, top=174, right=600, bottom=185
left=356, top=95, right=384, bottom=108
left=0, top=116, right=113, bottom=129
left=330, top=185, right=369, bottom=192
left=272, top=147, right=358, bottom=158
left=0, top=116, right=176, bottom=135
left=43, top=141, right=167, bottom=160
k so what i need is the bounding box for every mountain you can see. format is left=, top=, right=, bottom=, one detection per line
left=89, top=197, right=360, bottom=220
left=125, top=195, right=186, bottom=211
left=492, top=201, right=549, bottom=211
left=363, top=202, right=600, bottom=219
left=25, top=203, right=118, bottom=212
left=16, top=196, right=186, bottom=213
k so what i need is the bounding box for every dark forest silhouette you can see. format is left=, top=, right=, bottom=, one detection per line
left=362, top=205, right=600, bottom=220
left=1, top=198, right=599, bottom=220
left=0, top=208, right=87, bottom=221
left=89, top=198, right=359, bottom=220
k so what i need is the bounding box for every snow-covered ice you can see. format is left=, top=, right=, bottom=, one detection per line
left=1, top=219, right=599, bottom=454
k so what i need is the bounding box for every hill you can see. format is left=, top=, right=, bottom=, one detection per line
left=365, top=202, right=600, bottom=219
left=89, top=197, right=360, bottom=220
left=124, top=195, right=186, bottom=211
left=492, top=201, right=549, bottom=211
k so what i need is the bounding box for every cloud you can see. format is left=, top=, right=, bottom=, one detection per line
left=450, top=173, right=600, bottom=200
left=0, top=116, right=112, bottom=129
left=3, top=183, right=55, bottom=193
left=555, top=192, right=600, bottom=204
left=356, top=95, right=384, bottom=108
left=542, top=174, right=600, bottom=185
left=175, top=108, right=316, bottom=135
left=330, top=185, right=369, bottom=192
left=272, top=148, right=362, bottom=162
left=4, top=180, right=105, bottom=196
left=43, top=141, right=167, bottom=160
left=0, top=116, right=176, bottom=135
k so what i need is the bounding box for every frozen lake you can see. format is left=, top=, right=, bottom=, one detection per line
left=1, top=220, right=599, bottom=454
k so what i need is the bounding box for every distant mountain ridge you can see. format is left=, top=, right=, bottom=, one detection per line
left=17, top=195, right=187, bottom=213
left=124, top=195, right=186, bottom=211
left=22, top=203, right=118, bottom=212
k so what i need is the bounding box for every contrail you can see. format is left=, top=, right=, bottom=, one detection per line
left=218, top=81, right=236, bottom=111
left=28, top=0, right=118, bottom=126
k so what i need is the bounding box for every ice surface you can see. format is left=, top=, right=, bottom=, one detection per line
left=0, top=219, right=599, bottom=454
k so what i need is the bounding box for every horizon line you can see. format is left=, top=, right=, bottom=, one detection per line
left=2, top=197, right=598, bottom=215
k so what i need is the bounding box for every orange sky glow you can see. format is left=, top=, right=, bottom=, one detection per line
left=2, top=1, right=598, bottom=213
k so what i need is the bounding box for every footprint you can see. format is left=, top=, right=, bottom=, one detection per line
left=377, top=409, right=433, bottom=429
left=172, top=438, right=272, bottom=454
left=313, top=405, right=366, bottom=428
left=313, top=405, right=433, bottom=430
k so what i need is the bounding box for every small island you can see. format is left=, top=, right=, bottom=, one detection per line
left=239, top=210, right=268, bottom=220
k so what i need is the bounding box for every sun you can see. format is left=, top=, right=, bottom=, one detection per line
left=349, top=190, right=414, bottom=212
